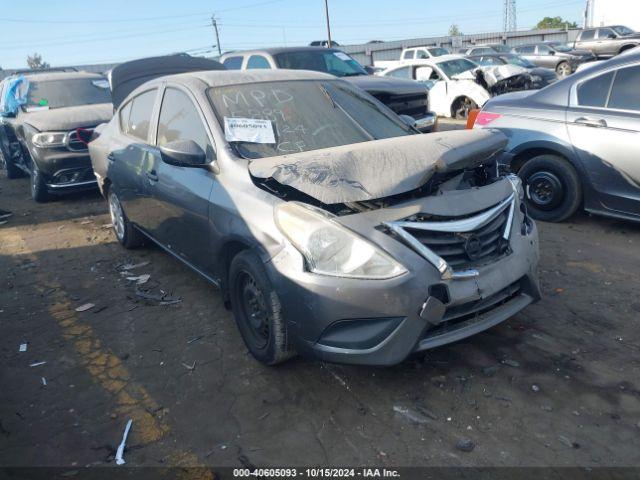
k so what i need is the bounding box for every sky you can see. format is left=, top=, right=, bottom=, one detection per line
left=0, top=0, right=587, bottom=68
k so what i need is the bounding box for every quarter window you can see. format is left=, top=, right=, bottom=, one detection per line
left=597, top=28, right=616, bottom=39
left=402, top=50, right=414, bottom=60
left=223, top=56, right=243, bottom=70
left=122, top=89, right=157, bottom=141
left=247, top=55, right=271, bottom=69
left=416, top=50, right=429, bottom=59
left=387, top=66, right=411, bottom=79
left=157, top=88, right=213, bottom=157
left=577, top=72, right=614, bottom=107
left=608, top=65, right=640, bottom=111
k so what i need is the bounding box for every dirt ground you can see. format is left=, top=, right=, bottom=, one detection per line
left=1, top=156, right=640, bottom=469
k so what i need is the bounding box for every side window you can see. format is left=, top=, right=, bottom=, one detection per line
left=515, top=45, right=535, bottom=54
left=157, top=88, right=213, bottom=158
left=416, top=49, right=429, bottom=59
left=123, top=89, right=157, bottom=141
left=537, top=45, right=552, bottom=55
left=223, top=56, right=243, bottom=70
left=247, top=55, right=271, bottom=69
left=597, top=28, right=615, bottom=39
left=402, top=50, right=414, bottom=60
left=580, top=30, right=596, bottom=41
left=608, top=65, right=640, bottom=111
left=577, top=71, right=615, bottom=107
left=387, top=67, right=411, bottom=79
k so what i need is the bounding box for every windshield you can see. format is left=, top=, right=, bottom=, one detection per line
left=549, top=43, right=573, bottom=52
left=208, top=80, right=414, bottom=159
left=612, top=25, right=635, bottom=36
left=437, top=58, right=478, bottom=78
left=428, top=47, right=449, bottom=57
left=491, top=45, right=512, bottom=53
left=273, top=50, right=368, bottom=77
left=503, top=55, right=536, bottom=68
left=25, top=78, right=111, bottom=110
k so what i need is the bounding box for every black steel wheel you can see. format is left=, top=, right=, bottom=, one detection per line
left=452, top=97, right=478, bottom=120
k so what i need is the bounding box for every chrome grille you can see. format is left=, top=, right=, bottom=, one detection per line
left=384, top=194, right=515, bottom=279
left=65, top=128, right=94, bottom=152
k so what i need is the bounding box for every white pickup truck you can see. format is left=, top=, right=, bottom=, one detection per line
left=374, top=46, right=450, bottom=70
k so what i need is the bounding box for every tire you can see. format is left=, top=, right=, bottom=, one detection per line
left=518, top=154, right=582, bottom=223
left=556, top=61, right=571, bottom=77
left=107, top=188, right=145, bottom=248
left=229, top=250, right=296, bottom=365
left=451, top=97, right=478, bottom=120
left=30, top=162, right=52, bottom=203
left=0, top=138, right=24, bottom=179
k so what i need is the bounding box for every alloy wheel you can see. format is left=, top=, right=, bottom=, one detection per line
left=556, top=62, right=571, bottom=77
left=108, top=192, right=125, bottom=241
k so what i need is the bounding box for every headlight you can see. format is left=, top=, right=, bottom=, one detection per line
left=530, top=75, right=543, bottom=83
left=274, top=202, right=407, bottom=279
left=31, top=132, right=67, bottom=148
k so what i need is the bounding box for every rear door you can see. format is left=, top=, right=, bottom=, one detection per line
left=567, top=63, right=640, bottom=216
left=145, top=85, right=217, bottom=270
left=576, top=30, right=598, bottom=55
left=514, top=45, right=537, bottom=65
left=110, top=88, right=160, bottom=225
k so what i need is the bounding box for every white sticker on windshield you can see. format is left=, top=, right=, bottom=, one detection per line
left=334, top=52, right=351, bottom=61
left=224, top=117, right=275, bottom=144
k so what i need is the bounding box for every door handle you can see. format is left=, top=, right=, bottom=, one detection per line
left=575, top=117, right=607, bottom=128
left=145, top=170, right=158, bottom=182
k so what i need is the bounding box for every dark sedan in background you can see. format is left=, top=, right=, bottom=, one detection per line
left=470, top=50, right=640, bottom=224
left=468, top=53, right=558, bottom=89
left=512, top=42, right=596, bottom=77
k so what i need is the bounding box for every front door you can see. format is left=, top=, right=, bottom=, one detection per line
left=144, top=86, right=216, bottom=271
left=567, top=64, right=640, bottom=217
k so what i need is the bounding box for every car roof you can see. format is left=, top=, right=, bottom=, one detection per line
left=21, top=71, right=105, bottom=82
left=175, top=69, right=337, bottom=88
left=221, top=46, right=341, bottom=58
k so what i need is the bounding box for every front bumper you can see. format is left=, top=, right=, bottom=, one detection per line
left=414, top=112, right=437, bottom=133
left=266, top=182, right=540, bottom=366
left=28, top=144, right=98, bottom=194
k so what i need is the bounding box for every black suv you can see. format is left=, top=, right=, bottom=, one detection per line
left=0, top=71, right=112, bottom=202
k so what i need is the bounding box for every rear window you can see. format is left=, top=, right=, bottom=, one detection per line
left=577, top=72, right=614, bottom=107
left=223, top=56, right=243, bottom=70
left=25, top=78, right=111, bottom=110
left=247, top=55, right=271, bottom=69
left=274, top=50, right=368, bottom=77
left=428, top=47, right=449, bottom=57
left=608, top=65, right=640, bottom=111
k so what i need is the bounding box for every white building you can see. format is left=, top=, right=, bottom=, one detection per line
left=586, top=0, right=640, bottom=31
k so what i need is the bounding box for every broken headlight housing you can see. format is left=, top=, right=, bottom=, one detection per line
left=31, top=131, right=67, bottom=148
left=275, top=202, right=407, bottom=279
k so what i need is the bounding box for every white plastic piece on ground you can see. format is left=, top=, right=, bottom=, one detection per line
left=115, top=419, right=133, bottom=466
left=19, top=343, right=27, bottom=352
left=75, top=303, right=95, bottom=312
left=41, top=377, right=47, bottom=386
left=126, top=274, right=150, bottom=285
left=121, top=261, right=150, bottom=271
left=30, top=361, right=46, bottom=367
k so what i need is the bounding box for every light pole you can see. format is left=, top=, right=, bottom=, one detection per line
left=324, top=0, right=332, bottom=48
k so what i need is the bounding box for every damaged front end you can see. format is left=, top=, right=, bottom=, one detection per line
left=257, top=129, right=540, bottom=365
left=474, top=65, right=536, bottom=96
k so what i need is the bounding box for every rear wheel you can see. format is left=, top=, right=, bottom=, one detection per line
left=452, top=97, right=478, bottom=120
left=518, top=154, right=582, bottom=222
left=107, top=189, right=145, bottom=248
left=229, top=250, right=295, bottom=365
left=556, top=61, right=571, bottom=77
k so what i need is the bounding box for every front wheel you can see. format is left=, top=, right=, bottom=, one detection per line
left=452, top=97, right=478, bottom=120
left=30, top=163, right=51, bottom=202
left=107, top=189, right=145, bottom=248
left=229, top=250, right=296, bottom=365
left=556, top=61, right=571, bottom=77
left=518, top=154, right=582, bottom=222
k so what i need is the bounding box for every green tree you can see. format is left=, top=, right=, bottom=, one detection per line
left=449, top=24, right=462, bottom=36
left=26, top=53, right=50, bottom=70
left=536, top=16, right=578, bottom=29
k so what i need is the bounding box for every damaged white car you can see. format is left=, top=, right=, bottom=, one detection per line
left=380, top=55, right=537, bottom=119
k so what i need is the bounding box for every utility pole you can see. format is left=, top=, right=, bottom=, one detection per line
left=211, top=15, right=222, bottom=56
left=323, top=0, right=332, bottom=48
left=503, top=0, right=517, bottom=33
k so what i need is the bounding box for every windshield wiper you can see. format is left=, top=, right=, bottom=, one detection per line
left=341, top=72, right=365, bottom=77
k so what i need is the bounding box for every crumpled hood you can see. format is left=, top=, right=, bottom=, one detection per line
left=21, top=103, right=113, bottom=132
left=451, top=70, right=478, bottom=81
left=344, top=74, right=428, bottom=96
left=249, top=129, right=507, bottom=204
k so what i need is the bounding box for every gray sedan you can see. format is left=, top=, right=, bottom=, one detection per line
left=89, top=68, right=540, bottom=366
left=471, top=50, right=640, bottom=223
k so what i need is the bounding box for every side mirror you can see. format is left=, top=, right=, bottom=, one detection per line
left=415, top=66, right=434, bottom=81
left=159, top=139, right=207, bottom=167
left=549, top=50, right=556, bottom=55
left=608, top=33, right=617, bottom=39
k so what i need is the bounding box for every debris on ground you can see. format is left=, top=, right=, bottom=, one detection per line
left=482, top=365, right=498, bottom=377
left=29, top=361, right=46, bottom=367
left=101, top=224, right=114, bottom=229
left=75, top=303, right=95, bottom=312
left=187, top=335, right=203, bottom=345
left=392, top=405, right=432, bottom=425
left=182, top=361, right=196, bottom=371
left=41, top=377, right=46, bottom=386
left=19, top=343, right=27, bottom=353
left=115, top=419, right=133, bottom=465
left=120, top=261, right=150, bottom=271
left=502, top=359, right=520, bottom=368
left=455, top=438, right=475, bottom=452
left=531, top=384, right=540, bottom=392
left=126, top=274, right=150, bottom=285
left=558, top=435, right=580, bottom=449
left=134, top=288, right=182, bottom=306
